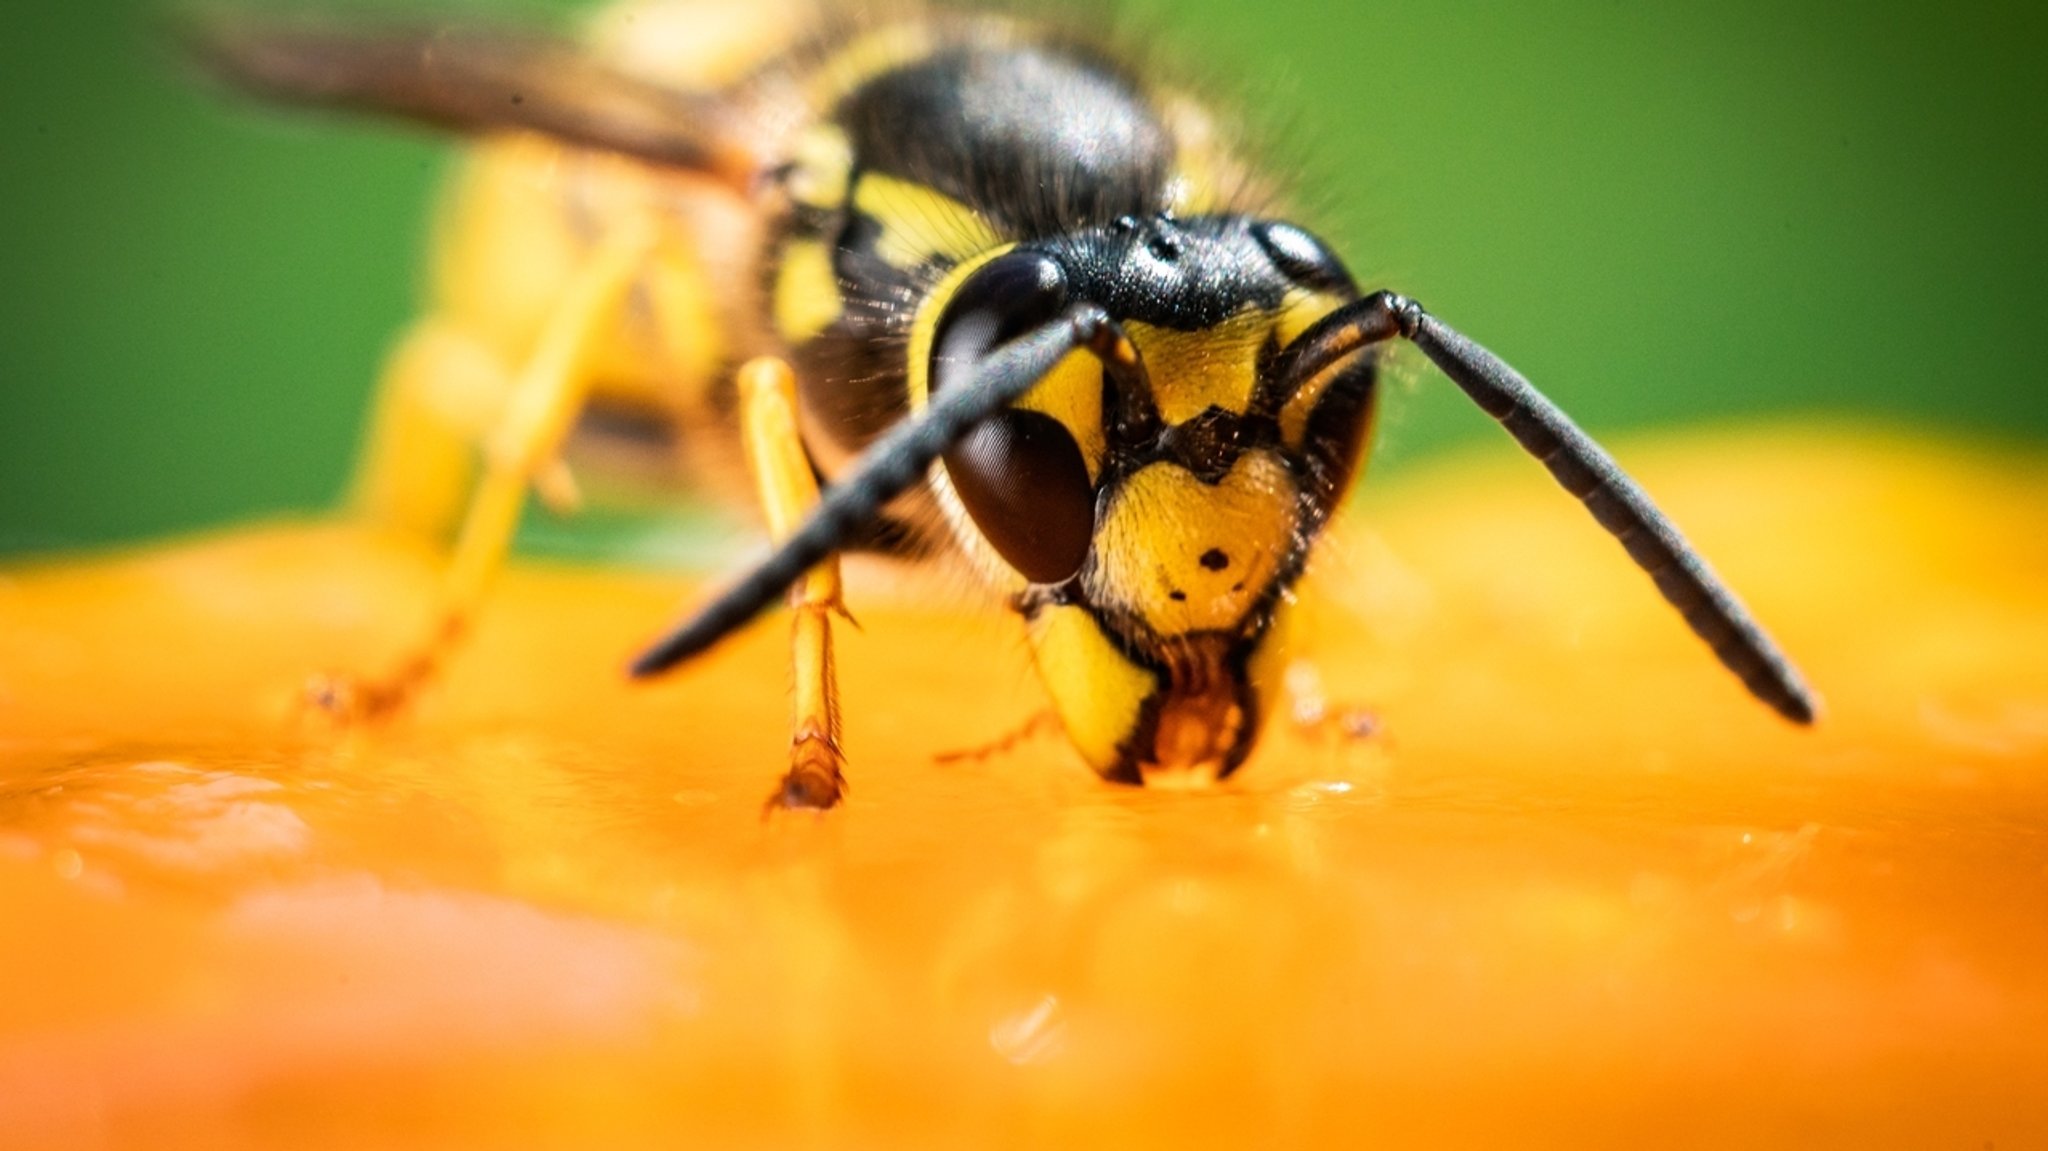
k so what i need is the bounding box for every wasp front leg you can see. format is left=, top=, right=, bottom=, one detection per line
left=735, top=357, right=853, bottom=811
left=310, top=217, right=659, bottom=720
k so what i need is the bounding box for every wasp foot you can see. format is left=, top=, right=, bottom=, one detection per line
left=299, top=665, right=424, bottom=724
left=298, top=614, right=466, bottom=725
left=764, top=732, right=847, bottom=813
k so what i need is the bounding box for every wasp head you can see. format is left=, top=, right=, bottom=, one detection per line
left=919, top=214, right=1377, bottom=785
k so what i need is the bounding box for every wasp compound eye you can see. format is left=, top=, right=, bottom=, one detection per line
left=945, top=409, right=1095, bottom=584
left=933, top=250, right=1071, bottom=357
left=925, top=250, right=1095, bottom=584
left=1251, top=221, right=1355, bottom=296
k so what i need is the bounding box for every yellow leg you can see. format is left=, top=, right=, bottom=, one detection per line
left=349, top=322, right=510, bottom=543
left=347, top=319, right=594, bottom=543
left=736, top=357, right=851, bottom=811
left=312, top=218, right=658, bottom=719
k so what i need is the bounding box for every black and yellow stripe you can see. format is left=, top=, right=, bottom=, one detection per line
left=767, top=20, right=1254, bottom=467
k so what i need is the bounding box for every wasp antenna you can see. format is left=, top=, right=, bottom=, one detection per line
left=1406, top=308, right=1819, bottom=725
left=630, top=306, right=1114, bottom=678
left=1097, top=323, right=1162, bottom=449
left=1251, top=291, right=1410, bottom=418
left=178, top=9, right=759, bottom=184
left=1269, top=292, right=1817, bottom=724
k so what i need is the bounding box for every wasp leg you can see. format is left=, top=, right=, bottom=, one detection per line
left=933, top=711, right=1061, bottom=766
left=347, top=321, right=512, bottom=545
left=311, top=217, right=659, bottom=721
left=736, top=357, right=851, bottom=812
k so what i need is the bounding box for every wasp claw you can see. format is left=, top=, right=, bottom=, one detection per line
left=299, top=671, right=374, bottom=722
left=297, top=667, right=421, bottom=725
left=763, top=736, right=846, bottom=814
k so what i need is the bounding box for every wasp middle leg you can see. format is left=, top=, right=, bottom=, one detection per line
left=733, top=356, right=852, bottom=812
left=309, top=216, right=661, bottom=720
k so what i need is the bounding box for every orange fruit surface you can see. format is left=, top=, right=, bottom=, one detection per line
left=2, top=425, right=2044, bottom=1148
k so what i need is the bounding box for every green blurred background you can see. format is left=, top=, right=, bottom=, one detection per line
left=3, top=0, right=2044, bottom=556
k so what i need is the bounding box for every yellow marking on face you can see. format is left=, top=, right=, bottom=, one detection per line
left=1126, top=310, right=1272, bottom=426
left=1274, top=287, right=1355, bottom=446
left=1027, top=604, right=1158, bottom=774
left=1086, top=452, right=1300, bottom=638
left=1013, top=350, right=1108, bottom=482
left=785, top=124, right=854, bottom=212
left=1276, top=286, right=1347, bottom=347
left=773, top=238, right=844, bottom=344
left=853, top=174, right=1005, bottom=271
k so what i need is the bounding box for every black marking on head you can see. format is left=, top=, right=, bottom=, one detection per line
left=1138, top=404, right=1282, bottom=483
left=1199, top=548, right=1230, bottom=572
left=1040, top=216, right=1299, bottom=332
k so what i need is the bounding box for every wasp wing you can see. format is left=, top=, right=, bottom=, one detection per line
left=181, top=12, right=760, bottom=184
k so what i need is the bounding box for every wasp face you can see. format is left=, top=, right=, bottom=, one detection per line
left=926, top=215, right=1377, bottom=785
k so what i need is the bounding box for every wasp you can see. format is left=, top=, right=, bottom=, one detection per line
left=189, top=0, right=1816, bottom=810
